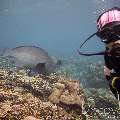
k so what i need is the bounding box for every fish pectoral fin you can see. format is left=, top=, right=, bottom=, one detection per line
left=36, top=63, right=46, bottom=74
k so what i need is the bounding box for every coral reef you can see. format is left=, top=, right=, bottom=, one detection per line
left=0, top=57, right=120, bottom=120
left=0, top=69, right=87, bottom=120
left=49, top=79, right=85, bottom=108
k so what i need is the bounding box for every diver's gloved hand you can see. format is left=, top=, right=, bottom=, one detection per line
left=104, top=66, right=112, bottom=76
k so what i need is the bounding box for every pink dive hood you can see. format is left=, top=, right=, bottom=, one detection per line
left=97, top=7, right=120, bottom=32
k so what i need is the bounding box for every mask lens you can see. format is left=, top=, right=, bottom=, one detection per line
left=97, top=22, right=120, bottom=43
left=101, top=39, right=108, bottom=43
left=98, top=29, right=111, bottom=43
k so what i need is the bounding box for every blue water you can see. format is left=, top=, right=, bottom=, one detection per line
left=0, top=0, right=120, bottom=87
left=0, top=0, right=120, bottom=88
left=0, top=0, right=120, bottom=86
left=0, top=0, right=120, bottom=56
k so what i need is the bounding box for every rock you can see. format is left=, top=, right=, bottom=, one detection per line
left=49, top=87, right=63, bottom=104
left=60, top=94, right=84, bottom=106
left=65, top=80, right=80, bottom=95
left=49, top=79, right=85, bottom=108
left=54, top=83, right=65, bottom=90
left=23, top=116, right=40, bottom=120
left=49, top=83, right=66, bottom=104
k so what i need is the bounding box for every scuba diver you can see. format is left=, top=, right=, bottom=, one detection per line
left=78, top=7, right=120, bottom=99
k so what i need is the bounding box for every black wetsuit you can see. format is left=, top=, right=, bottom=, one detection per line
left=104, top=43, right=120, bottom=98
left=105, top=44, right=120, bottom=75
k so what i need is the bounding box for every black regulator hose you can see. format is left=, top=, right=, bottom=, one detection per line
left=77, top=32, right=106, bottom=56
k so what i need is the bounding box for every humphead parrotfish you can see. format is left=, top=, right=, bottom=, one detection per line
left=2, top=46, right=59, bottom=75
